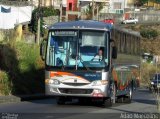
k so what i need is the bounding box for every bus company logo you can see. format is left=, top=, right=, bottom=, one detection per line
left=85, top=73, right=97, bottom=77
left=74, top=79, right=77, bottom=83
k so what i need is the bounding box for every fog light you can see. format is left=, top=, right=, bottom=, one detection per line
left=92, top=89, right=104, bottom=97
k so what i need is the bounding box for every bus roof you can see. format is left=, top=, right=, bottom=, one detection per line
left=49, top=20, right=112, bottom=30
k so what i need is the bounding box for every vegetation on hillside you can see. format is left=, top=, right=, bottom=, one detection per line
left=0, top=38, right=45, bottom=95
left=125, top=24, right=160, bottom=55
left=135, top=0, right=149, bottom=6
left=140, top=29, right=158, bottom=39
left=126, top=24, right=160, bottom=86
left=135, top=0, right=160, bottom=6
left=30, top=7, right=59, bottom=35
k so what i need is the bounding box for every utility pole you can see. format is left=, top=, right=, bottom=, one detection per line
left=77, top=0, right=80, bottom=20
left=92, top=0, right=95, bottom=20
left=60, top=0, right=62, bottom=22
left=155, top=56, right=160, bottom=112
left=96, top=4, right=99, bottom=21
left=124, top=0, right=125, bottom=14
left=36, top=0, right=41, bottom=45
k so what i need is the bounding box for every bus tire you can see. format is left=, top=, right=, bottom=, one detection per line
left=124, top=96, right=131, bottom=103
left=117, top=96, right=123, bottom=103
left=124, top=88, right=132, bottom=103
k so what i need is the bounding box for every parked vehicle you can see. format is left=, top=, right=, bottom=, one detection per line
left=122, top=18, right=138, bottom=24
left=42, top=24, right=48, bottom=29
left=101, top=19, right=114, bottom=25
left=149, top=73, right=160, bottom=92
left=142, top=53, right=153, bottom=64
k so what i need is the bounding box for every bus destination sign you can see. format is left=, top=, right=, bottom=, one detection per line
left=53, top=31, right=77, bottom=36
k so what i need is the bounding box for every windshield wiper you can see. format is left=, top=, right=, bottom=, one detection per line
left=78, top=55, right=91, bottom=71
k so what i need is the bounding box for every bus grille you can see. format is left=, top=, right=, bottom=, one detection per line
left=58, top=88, right=93, bottom=94
left=62, top=82, right=89, bottom=86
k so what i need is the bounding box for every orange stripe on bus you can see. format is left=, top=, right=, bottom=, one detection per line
left=50, top=72, right=90, bottom=83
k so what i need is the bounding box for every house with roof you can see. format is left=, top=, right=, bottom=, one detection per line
left=0, top=1, right=33, bottom=29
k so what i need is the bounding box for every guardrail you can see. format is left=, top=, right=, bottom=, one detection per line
left=112, top=27, right=141, bottom=56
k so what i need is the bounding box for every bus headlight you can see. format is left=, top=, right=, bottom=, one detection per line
left=49, top=79, right=60, bottom=85
left=92, top=80, right=108, bottom=86
left=151, top=82, right=154, bottom=85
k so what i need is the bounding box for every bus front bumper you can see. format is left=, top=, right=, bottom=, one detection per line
left=45, top=84, right=109, bottom=98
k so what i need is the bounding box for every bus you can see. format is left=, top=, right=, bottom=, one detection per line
left=40, top=20, right=140, bottom=107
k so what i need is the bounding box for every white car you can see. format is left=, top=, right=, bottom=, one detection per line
left=122, top=18, right=138, bottom=24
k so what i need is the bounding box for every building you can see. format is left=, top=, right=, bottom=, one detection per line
left=100, top=0, right=134, bottom=14
left=31, top=0, right=66, bottom=8
left=144, top=0, right=160, bottom=9
left=0, top=1, right=33, bottom=29
left=66, top=0, right=80, bottom=21
left=31, top=0, right=79, bottom=21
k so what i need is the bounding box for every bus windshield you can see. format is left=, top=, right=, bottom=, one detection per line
left=46, top=30, right=108, bottom=69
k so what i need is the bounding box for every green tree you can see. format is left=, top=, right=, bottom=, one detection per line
left=135, top=0, right=149, bottom=6
left=30, top=7, right=59, bottom=35
left=83, top=2, right=105, bottom=19
left=155, top=0, right=160, bottom=3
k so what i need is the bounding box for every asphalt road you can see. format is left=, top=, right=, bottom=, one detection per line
left=0, top=88, right=158, bottom=119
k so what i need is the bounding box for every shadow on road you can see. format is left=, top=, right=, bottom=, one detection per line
left=29, top=97, right=131, bottom=109
left=137, top=88, right=151, bottom=93
left=133, top=99, right=156, bottom=105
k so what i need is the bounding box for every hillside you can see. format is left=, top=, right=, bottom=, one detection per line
left=124, top=24, right=160, bottom=55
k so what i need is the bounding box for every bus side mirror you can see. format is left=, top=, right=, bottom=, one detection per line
left=112, top=46, right=117, bottom=59
left=40, top=39, right=47, bottom=61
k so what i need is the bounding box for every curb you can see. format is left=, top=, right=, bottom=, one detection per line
left=0, top=95, right=21, bottom=104
left=20, top=94, right=53, bottom=101
left=0, top=94, right=53, bottom=104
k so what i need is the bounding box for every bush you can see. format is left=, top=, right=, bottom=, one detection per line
left=0, top=71, right=11, bottom=95
left=140, top=29, right=158, bottom=39
left=141, top=63, right=160, bottom=86
left=0, top=41, right=45, bottom=95
left=41, top=7, right=59, bottom=17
